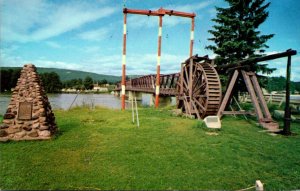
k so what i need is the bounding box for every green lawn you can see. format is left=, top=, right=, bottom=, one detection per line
left=0, top=107, right=299, bottom=190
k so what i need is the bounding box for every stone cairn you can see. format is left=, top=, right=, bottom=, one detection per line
left=0, top=64, right=57, bottom=141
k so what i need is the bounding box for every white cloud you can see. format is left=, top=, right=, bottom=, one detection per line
left=265, top=51, right=280, bottom=55
left=33, top=60, right=83, bottom=71
left=165, top=1, right=213, bottom=13
left=0, top=0, right=117, bottom=42
left=1, top=46, right=186, bottom=77
left=78, top=28, right=110, bottom=41
left=45, top=41, right=62, bottom=49
left=127, top=1, right=213, bottom=28
left=264, top=55, right=300, bottom=81
left=207, top=8, right=216, bottom=16
left=84, top=53, right=186, bottom=76
left=0, top=47, right=23, bottom=67
left=0, top=49, right=85, bottom=71
left=83, top=46, right=102, bottom=54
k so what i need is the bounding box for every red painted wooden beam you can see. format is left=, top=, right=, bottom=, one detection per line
left=123, top=8, right=195, bottom=18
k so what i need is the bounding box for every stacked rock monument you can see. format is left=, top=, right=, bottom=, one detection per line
left=0, top=64, right=57, bottom=141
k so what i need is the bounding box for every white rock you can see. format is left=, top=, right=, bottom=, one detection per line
left=38, top=130, right=51, bottom=137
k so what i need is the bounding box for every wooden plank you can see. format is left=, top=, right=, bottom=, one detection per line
left=241, top=70, right=264, bottom=120
left=188, top=58, right=194, bottom=110
left=222, top=111, right=255, bottom=115
left=170, top=75, right=175, bottom=89
left=217, top=70, right=239, bottom=117
left=250, top=73, right=272, bottom=119
left=180, top=63, right=184, bottom=95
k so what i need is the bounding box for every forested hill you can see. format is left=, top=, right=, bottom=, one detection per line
left=2, top=67, right=300, bottom=93
left=1, top=67, right=121, bottom=83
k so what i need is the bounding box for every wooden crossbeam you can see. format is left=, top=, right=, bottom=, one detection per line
left=123, top=8, right=196, bottom=18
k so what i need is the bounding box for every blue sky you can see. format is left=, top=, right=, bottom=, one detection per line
left=1, top=0, right=299, bottom=81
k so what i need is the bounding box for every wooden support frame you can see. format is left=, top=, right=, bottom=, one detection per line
left=218, top=69, right=278, bottom=131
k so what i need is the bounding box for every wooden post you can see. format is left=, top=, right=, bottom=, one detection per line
left=135, top=97, right=140, bottom=128
left=155, top=15, right=163, bottom=108
left=242, top=71, right=264, bottom=121
left=218, top=70, right=239, bottom=117
left=180, top=63, right=184, bottom=95
left=121, top=13, right=127, bottom=110
left=250, top=72, right=272, bottom=120
left=131, top=93, right=135, bottom=123
left=189, top=17, right=195, bottom=57
left=283, top=55, right=292, bottom=135
left=188, top=58, right=193, bottom=110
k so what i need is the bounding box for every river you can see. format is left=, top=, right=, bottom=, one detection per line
left=0, top=93, right=122, bottom=115
left=0, top=93, right=176, bottom=115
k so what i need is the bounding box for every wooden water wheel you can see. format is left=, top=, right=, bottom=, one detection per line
left=176, top=56, right=222, bottom=119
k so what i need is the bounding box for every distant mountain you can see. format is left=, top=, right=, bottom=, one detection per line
left=1, top=67, right=121, bottom=83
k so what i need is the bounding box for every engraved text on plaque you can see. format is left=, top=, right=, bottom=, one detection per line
left=18, top=102, right=33, bottom=120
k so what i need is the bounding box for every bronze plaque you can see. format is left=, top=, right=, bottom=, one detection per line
left=18, top=102, right=33, bottom=120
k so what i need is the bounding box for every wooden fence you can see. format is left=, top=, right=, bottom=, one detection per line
left=239, top=93, right=300, bottom=109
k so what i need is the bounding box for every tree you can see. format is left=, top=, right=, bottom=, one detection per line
left=100, top=79, right=108, bottom=85
left=84, top=76, right=94, bottom=90
left=75, top=78, right=84, bottom=90
left=207, top=0, right=275, bottom=74
left=40, top=72, right=63, bottom=93
left=0, top=68, right=21, bottom=92
left=266, top=76, right=296, bottom=93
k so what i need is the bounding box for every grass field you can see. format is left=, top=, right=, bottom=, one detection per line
left=0, top=106, right=299, bottom=190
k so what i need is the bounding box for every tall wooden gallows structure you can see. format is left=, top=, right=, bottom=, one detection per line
left=121, top=8, right=195, bottom=110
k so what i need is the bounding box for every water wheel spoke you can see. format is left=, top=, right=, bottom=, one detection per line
left=191, top=100, right=201, bottom=119
left=182, top=76, right=189, bottom=90
left=192, top=64, right=199, bottom=77
left=183, top=95, right=192, bottom=115
left=184, top=66, right=189, bottom=81
left=194, top=81, right=206, bottom=93
left=194, top=98, right=205, bottom=112
left=192, top=71, right=203, bottom=90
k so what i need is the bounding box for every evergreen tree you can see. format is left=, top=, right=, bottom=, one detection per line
left=207, top=0, right=275, bottom=74
left=84, top=76, right=94, bottom=90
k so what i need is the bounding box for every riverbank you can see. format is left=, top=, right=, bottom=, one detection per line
left=1, top=106, right=299, bottom=190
